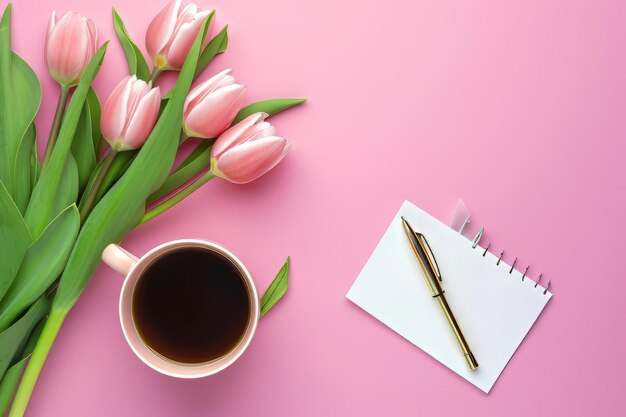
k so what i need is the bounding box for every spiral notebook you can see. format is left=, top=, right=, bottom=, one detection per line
left=346, top=200, right=552, bottom=393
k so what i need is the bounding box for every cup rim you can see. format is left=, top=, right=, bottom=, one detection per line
left=118, top=239, right=260, bottom=378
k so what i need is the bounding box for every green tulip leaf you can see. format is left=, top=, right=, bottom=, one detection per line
left=0, top=182, right=32, bottom=302
left=147, top=141, right=213, bottom=204
left=0, top=354, right=27, bottom=413
left=51, top=154, right=79, bottom=216
left=78, top=150, right=135, bottom=211
left=87, top=88, right=101, bottom=147
left=174, top=141, right=213, bottom=173
left=24, top=43, right=108, bottom=239
left=112, top=8, right=150, bottom=81
left=0, top=318, right=45, bottom=413
left=0, top=295, right=49, bottom=380
left=0, top=205, right=79, bottom=331
left=54, top=21, right=210, bottom=312
left=194, top=20, right=227, bottom=78
left=0, top=5, right=42, bottom=200
left=233, top=99, right=307, bottom=124
left=30, top=140, right=40, bottom=189
left=70, top=101, right=97, bottom=191
left=13, top=124, right=36, bottom=213
left=94, top=153, right=134, bottom=202
left=9, top=317, right=45, bottom=370
left=260, top=257, right=290, bottom=318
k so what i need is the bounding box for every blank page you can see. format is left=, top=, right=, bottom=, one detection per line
left=347, top=200, right=552, bottom=393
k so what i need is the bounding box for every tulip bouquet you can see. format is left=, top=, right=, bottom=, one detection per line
left=0, top=1, right=302, bottom=415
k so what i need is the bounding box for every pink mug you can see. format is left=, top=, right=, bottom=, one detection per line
left=101, top=239, right=260, bottom=378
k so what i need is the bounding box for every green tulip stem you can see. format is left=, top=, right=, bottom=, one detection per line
left=8, top=309, right=66, bottom=417
left=42, top=85, right=71, bottom=170
left=148, top=67, right=162, bottom=85
left=79, top=149, right=118, bottom=223
left=141, top=170, right=216, bottom=224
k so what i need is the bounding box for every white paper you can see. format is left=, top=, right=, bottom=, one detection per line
left=346, top=201, right=552, bottom=393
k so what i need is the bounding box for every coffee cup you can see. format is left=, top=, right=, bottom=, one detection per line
left=102, top=239, right=259, bottom=378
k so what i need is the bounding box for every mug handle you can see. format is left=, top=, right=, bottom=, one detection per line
left=102, top=244, right=138, bottom=276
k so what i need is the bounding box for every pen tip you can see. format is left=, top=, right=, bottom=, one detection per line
left=400, top=216, right=412, bottom=234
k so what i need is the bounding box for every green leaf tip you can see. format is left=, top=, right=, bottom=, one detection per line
left=112, top=8, right=149, bottom=80
left=260, top=257, right=290, bottom=318
left=233, top=98, right=307, bottom=124
left=1, top=3, right=11, bottom=20
left=0, top=5, right=11, bottom=41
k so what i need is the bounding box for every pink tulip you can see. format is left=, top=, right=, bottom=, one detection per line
left=100, top=76, right=162, bottom=151
left=45, top=11, right=98, bottom=87
left=183, top=69, right=247, bottom=139
left=211, top=112, right=291, bottom=184
left=146, top=0, right=213, bottom=71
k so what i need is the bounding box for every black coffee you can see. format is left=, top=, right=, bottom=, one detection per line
left=132, top=247, right=250, bottom=363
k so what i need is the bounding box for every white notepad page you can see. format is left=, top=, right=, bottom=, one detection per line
left=347, top=201, right=552, bottom=393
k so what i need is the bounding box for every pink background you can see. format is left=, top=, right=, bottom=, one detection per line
left=7, top=0, right=625, bottom=415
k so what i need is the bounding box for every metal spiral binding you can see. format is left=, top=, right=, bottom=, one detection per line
left=521, top=266, right=529, bottom=281
left=482, top=243, right=491, bottom=257
left=470, top=228, right=550, bottom=295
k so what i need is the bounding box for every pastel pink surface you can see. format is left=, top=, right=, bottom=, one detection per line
left=8, top=0, right=625, bottom=415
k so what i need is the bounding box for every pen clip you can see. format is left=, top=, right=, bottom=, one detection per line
left=415, top=233, right=442, bottom=281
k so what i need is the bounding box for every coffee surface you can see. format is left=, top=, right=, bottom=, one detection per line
left=132, top=247, right=250, bottom=363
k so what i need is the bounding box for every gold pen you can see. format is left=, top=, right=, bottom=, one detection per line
left=401, top=216, right=479, bottom=370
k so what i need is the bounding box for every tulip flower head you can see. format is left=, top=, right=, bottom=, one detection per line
left=211, top=112, right=291, bottom=184
left=183, top=69, right=247, bottom=139
left=100, top=76, right=162, bottom=151
left=45, top=11, right=98, bottom=87
left=146, top=0, right=213, bottom=71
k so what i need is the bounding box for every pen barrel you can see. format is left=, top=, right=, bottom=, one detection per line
left=401, top=218, right=478, bottom=371
left=435, top=294, right=479, bottom=370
